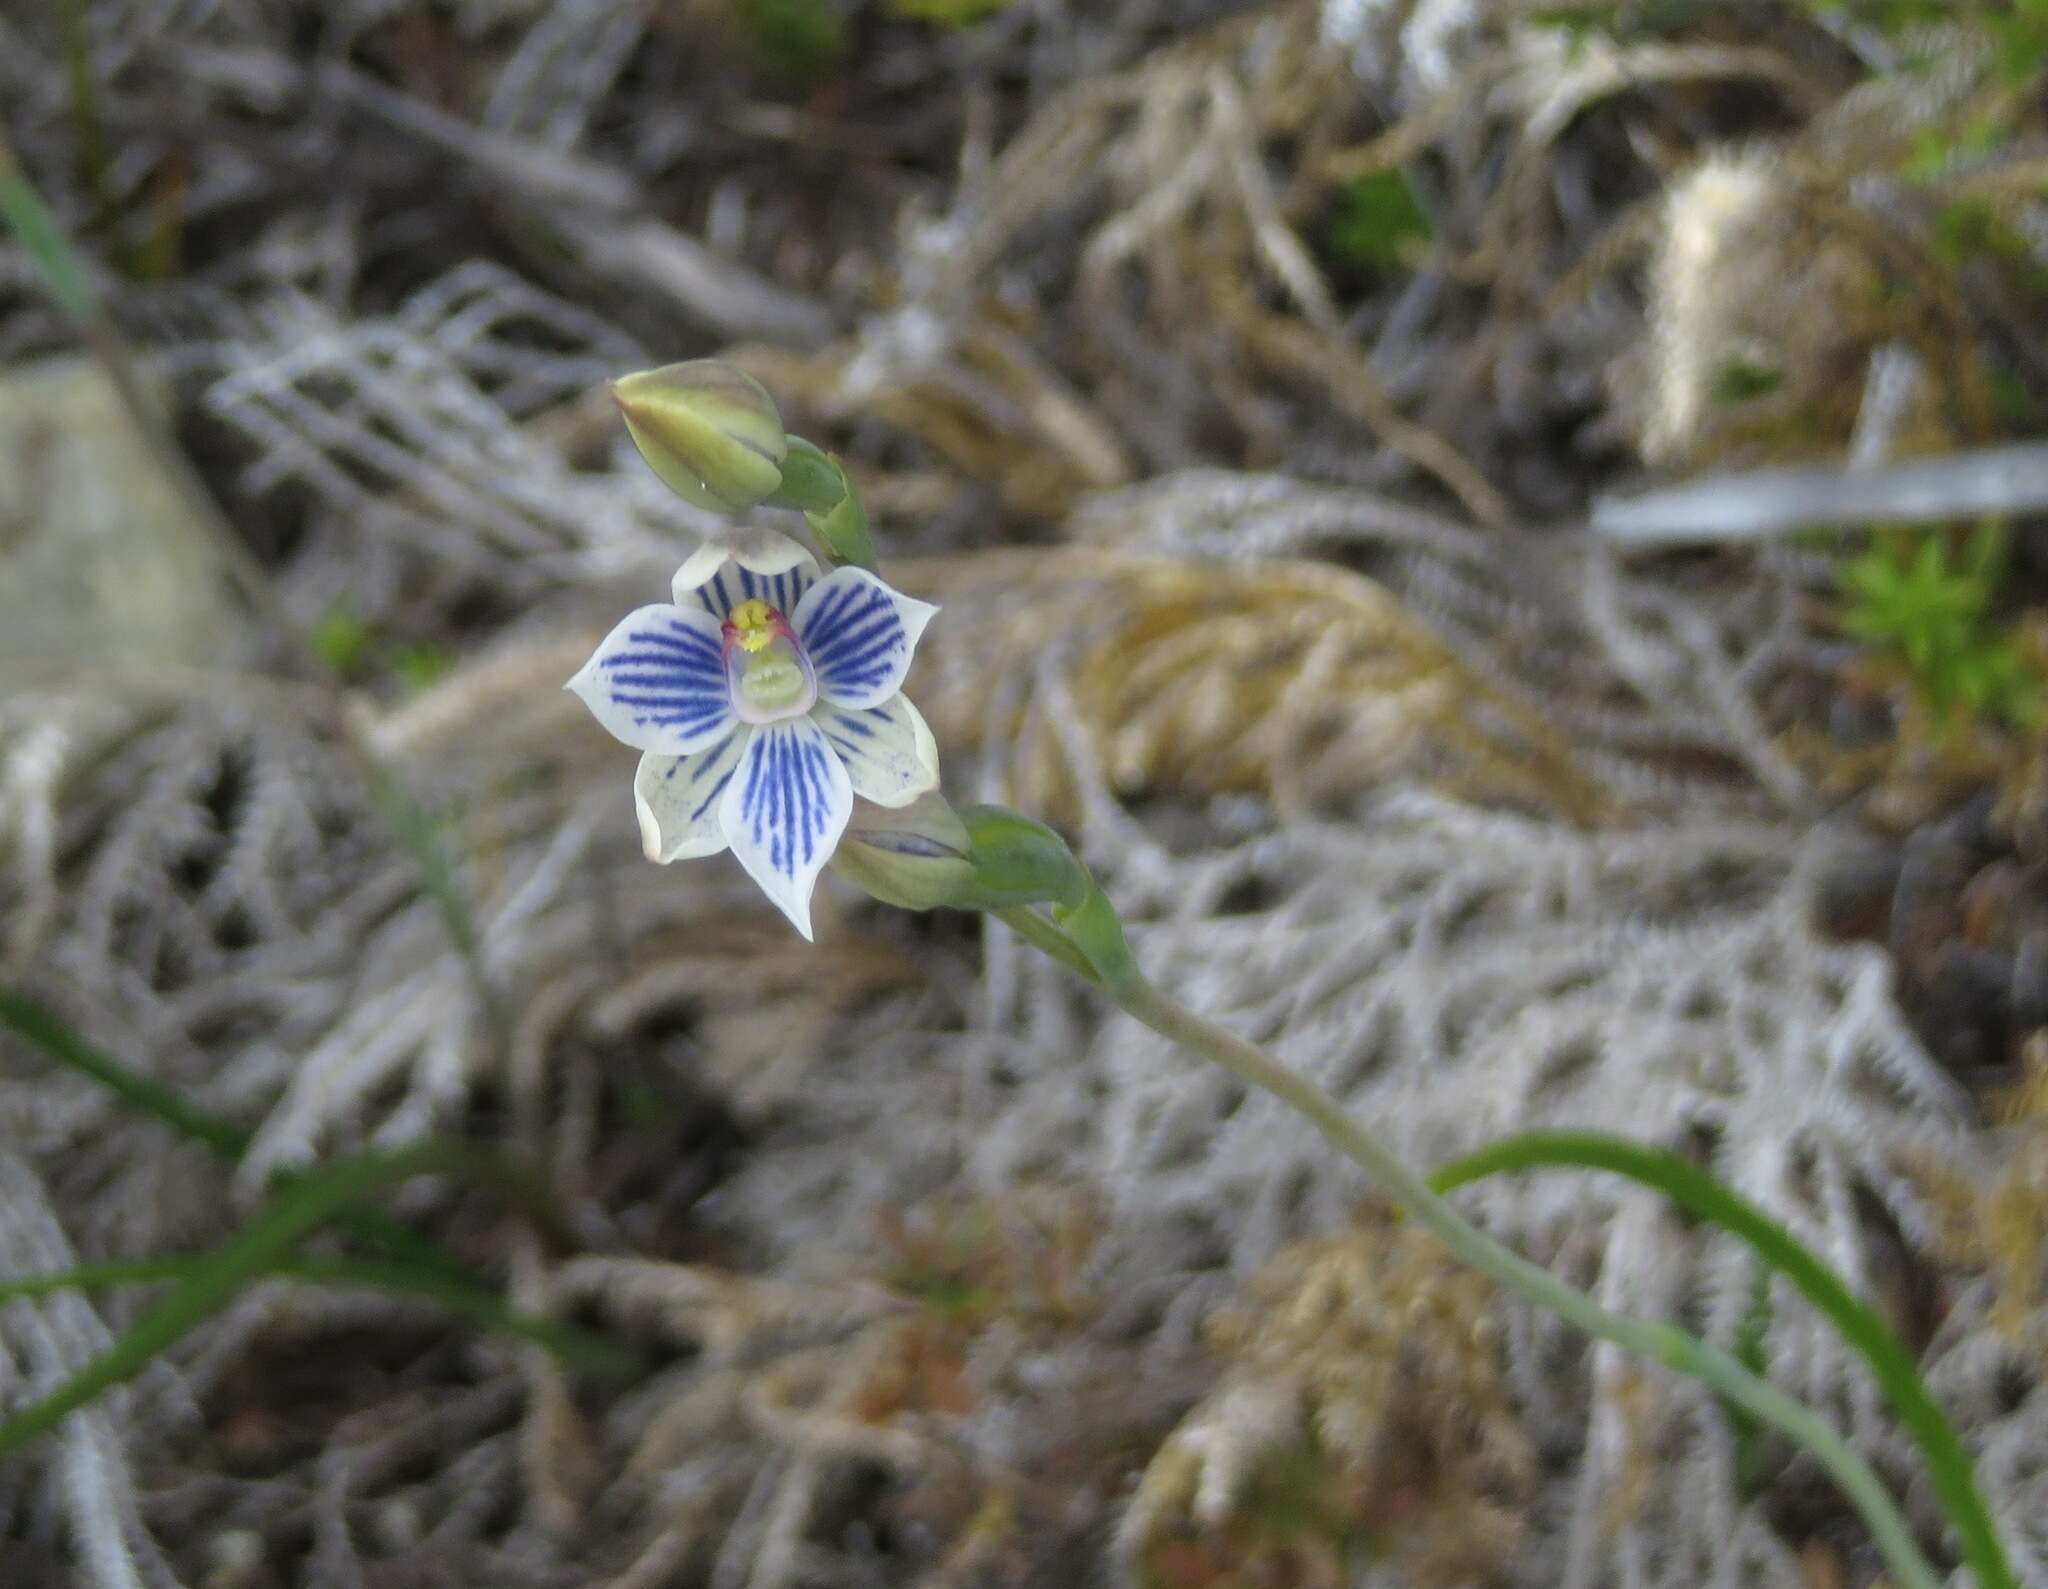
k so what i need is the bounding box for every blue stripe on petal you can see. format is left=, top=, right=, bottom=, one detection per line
left=717, top=719, right=851, bottom=939
left=570, top=605, right=739, bottom=755
left=790, top=570, right=931, bottom=710
left=691, top=768, right=735, bottom=822
left=634, top=730, right=745, bottom=863
left=800, top=585, right=859, bottom=648
left=812, top=697, right=938, bottom=809
left=673, top=537, right=822, bottom=623
left=620, top=626, right=720, bottom=658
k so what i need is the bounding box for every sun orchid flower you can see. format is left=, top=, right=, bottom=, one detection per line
left=568, top=527, right=940, bottom=939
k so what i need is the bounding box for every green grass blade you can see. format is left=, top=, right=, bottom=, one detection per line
left=0, top=992, right=250, bottom=1158
left=0, top=139, right=96, bottom=319
left=0, top=991, right=471, bottom=1273
left=0, top=1251, right=644, bottom=1380
left=0, top=1140, right=612, bottom=1455
left=0, top=1255, right=194, bottom=1304
left=1429, top=1130, right=2012, bottom=1589
left=275, top=1255, right=647, bottom=1378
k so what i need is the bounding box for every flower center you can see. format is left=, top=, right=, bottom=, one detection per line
left=723, top=598, right=816, bottom=722
left=728, top=598, right=778, bottom=652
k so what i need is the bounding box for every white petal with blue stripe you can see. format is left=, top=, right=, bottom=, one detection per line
left=717, top=717, right=852, bottom=941
left=567, top=605, right=737, bottom=754
left=672, top=528, right=820, bottom=621
left=789, top=568, right=938, bottom=710
left=812, top=696, right=939, bottom=809
left=633, top=732, right=751, bottom=863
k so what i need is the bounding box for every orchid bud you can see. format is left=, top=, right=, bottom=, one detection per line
left=830, top=794, right=977, bottom=911
left=612, top=360, right=788, bottom=514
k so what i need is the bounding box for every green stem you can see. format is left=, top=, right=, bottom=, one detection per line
left=0, top=139, right=94, bottom=320
left=0, top=1141, right=581, bottom=1455
left=1430, top=1131, right=2011, bottom=1589
left=273, top=1255, right=645, bottom=1377
left=0, top=992, right=468, bottom=1274
left=1093, top=972, right=1945, bottom=1589
left=994, top=905, right=1101, bottom=984
left=0, top=1254, right=645, bottom=1380
left=0, top=992, right=249, bottom=1159
left=54, top=0, right=115, bottom=252
left=0, top=1255, right=192, bottom=1302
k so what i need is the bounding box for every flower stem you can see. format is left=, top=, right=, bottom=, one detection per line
left=1429, top=1131, right=2011, bottom=1589
left=1082, top=970, right=1945, bottom=1589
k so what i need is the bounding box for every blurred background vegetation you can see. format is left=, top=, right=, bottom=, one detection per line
left=10, top=1, right=2048, bottom=1586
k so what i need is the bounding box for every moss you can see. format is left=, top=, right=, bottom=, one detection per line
left=1322, top=170, right=1432, bottom=277
left=1128, top=1219, right=1535, bottom=1588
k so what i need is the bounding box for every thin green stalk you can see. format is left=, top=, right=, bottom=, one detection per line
left=0, top=1253, right=645, bottom=1379
left=275, top=1255, right=647, bottom=1378
left=0, top=139, right=93, bottom=320
left=994, top=904, right=1101, bottom=984
left=0, top=132, right=503, bottom=1049
left=1429, top=1130, right=2012, bottom=1589
left=0, top=992, right=248, bottom=1159
left=1092, top=971, right=1945, bottom=1589
left=53, top=0, right=114, bottom=250
left=1727, top=1257, right=1777, bottom=1496
left=0, top=991, right=465, bottom=1274
left=0, top=1141, right=586, bottom=1455
left=0, top=1255, right=192, bottom=1304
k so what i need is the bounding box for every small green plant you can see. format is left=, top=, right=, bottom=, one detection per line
left=309, top=603, right=455, bottom=694
left=884, top=0, right=1018, bottom=25
left=391, top=641, right=454, bottom=694
left=1708, top=358, right=1785, bottom=406
left=1838, top=521, right=2044, bottom=732
left=1526, top=0, right=1710, bottom=43
left=1843, top=0, right=2048, bottom=81
left=1534, top=0, right=2048, bottom=78
left=1323, top=169, right=1431, bottom=275
left=1929, top=196, right=2048, bottom=297
left=1988, top=0, right=2048, bottom=81
left=310, top=601, right=375, bottom=678
left=730, top=0, right=846, bottom=77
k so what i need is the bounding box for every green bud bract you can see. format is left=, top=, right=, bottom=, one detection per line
left=830, top=795, right=977, bottom=911
left=766, top=437, right=849, bottom=513
left=805, top=471, right=879, bottom=571
left=612, top=360, right=788, bottom=515
left=831, top=798, right=1097, bottom=915
left=954, top=805, right=1090, bottom=910
left=1052, top=882, right=1139, bottom=992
